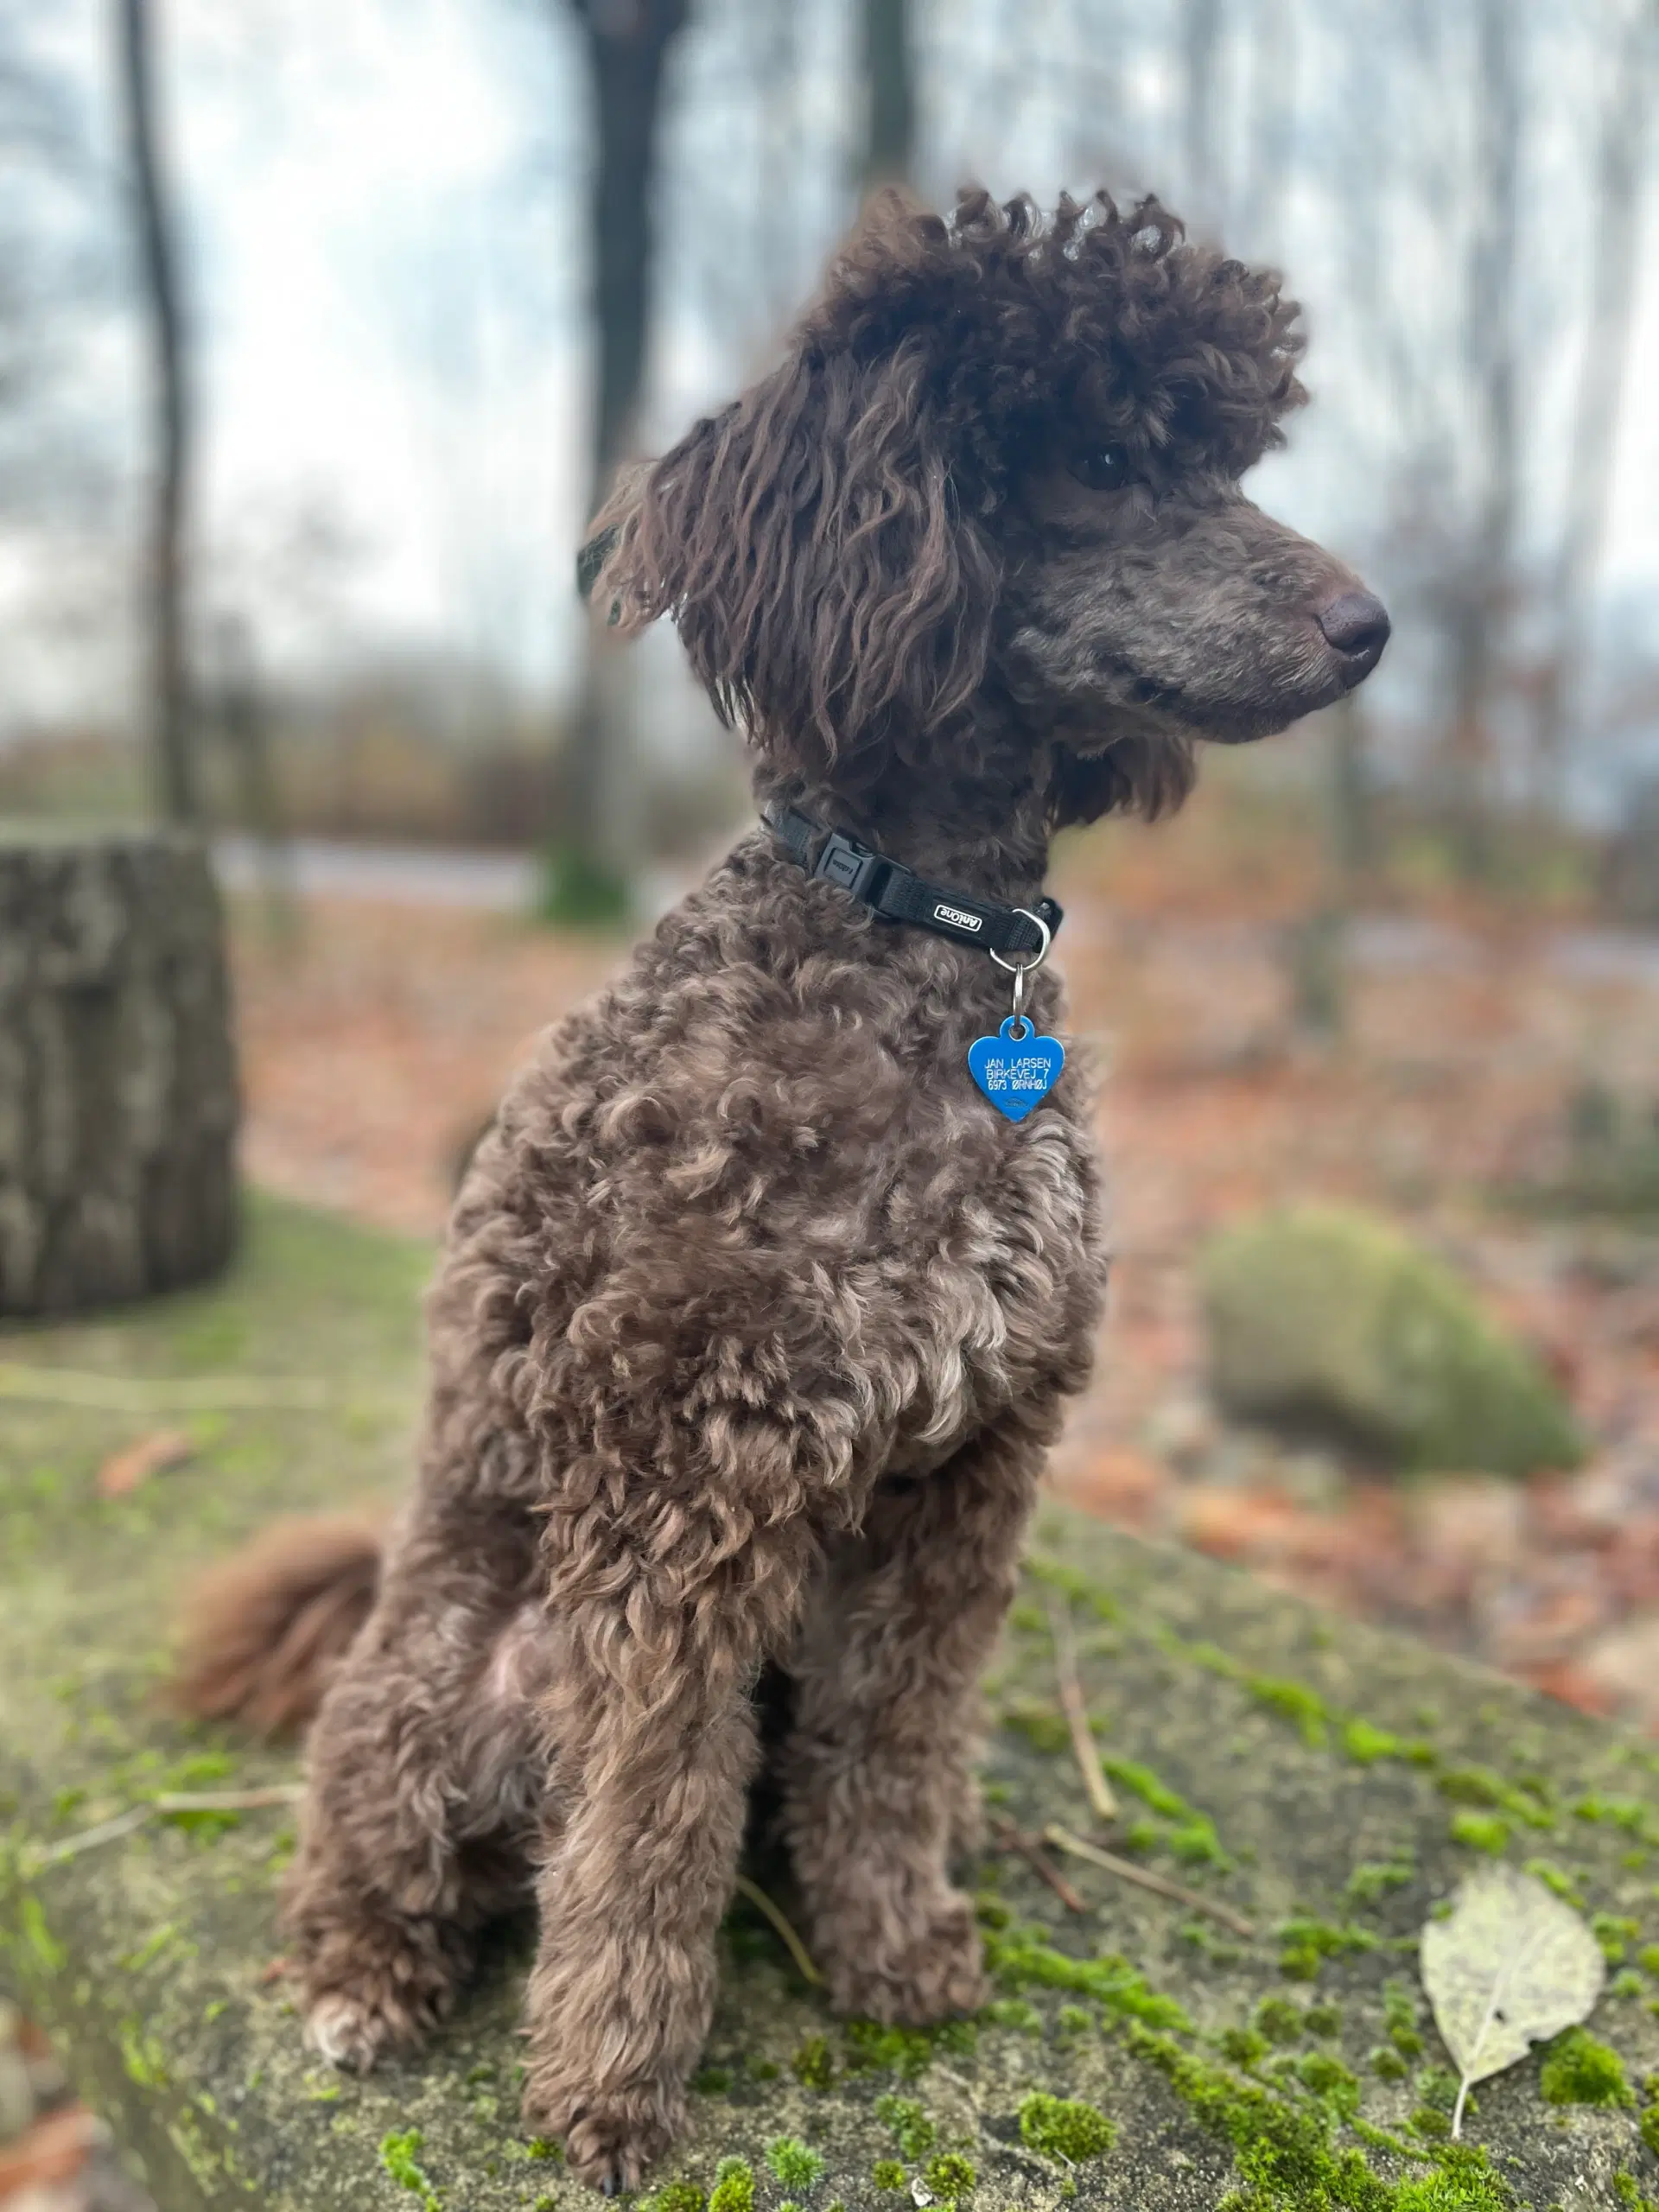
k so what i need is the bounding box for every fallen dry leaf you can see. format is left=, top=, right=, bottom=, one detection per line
left=1421, top=1862, right=1605, bottom=2135
left=0, top=2103, right=99, bottom=2192
left=95, top=1427, right=193, bottom=1499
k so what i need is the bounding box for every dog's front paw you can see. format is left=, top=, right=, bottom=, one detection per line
left=823, top=1885, right=986, bottom=2024
left=521, top=2071, right=682, bottom=2194
left=291, top=1908, right=464, bottom=2071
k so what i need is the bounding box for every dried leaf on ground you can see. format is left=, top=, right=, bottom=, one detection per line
left=0, top=2103, right=99, bottom=2192
left=95, top=1427, right=193, bottom=1499
left=1421, top=1862, right=1605, bottom=2134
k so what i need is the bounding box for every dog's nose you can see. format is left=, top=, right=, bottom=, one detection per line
left=1316, top=590, right=1391, bottom=682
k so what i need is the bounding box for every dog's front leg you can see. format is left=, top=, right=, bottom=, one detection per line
left=521, top=1506, right=815, bottom=2192
left=780, top=1402, right=1049, bottom=2024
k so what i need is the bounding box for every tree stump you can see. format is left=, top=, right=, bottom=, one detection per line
left=0, top=826, right=239, bottom=1313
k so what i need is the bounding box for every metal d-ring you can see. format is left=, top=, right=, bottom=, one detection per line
left=988, top=909, right=1052, bottom=1028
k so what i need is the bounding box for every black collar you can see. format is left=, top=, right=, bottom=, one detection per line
left=762, top=804, right=1062, bottom=960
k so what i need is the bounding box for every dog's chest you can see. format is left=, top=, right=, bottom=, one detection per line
left=872, top=1084, right=1103, bottom=1470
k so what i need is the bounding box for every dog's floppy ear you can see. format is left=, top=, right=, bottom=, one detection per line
left=584, top=235, right=999, bottom=784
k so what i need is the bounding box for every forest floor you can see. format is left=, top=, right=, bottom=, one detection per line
left=226, top=823, right=1659, bottom=1734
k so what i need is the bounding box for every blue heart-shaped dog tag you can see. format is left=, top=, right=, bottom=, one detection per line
left=967, top=1016, right=1065, bottom=1122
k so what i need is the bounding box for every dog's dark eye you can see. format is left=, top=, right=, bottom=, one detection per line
left=1071, top=445, right=1132, bottom=493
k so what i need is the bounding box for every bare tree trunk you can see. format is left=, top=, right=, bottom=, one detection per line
left=114, top=0, right=195, bottom=825
left=861, top=0, right=916, bottom=188
left=1442, top=0, right=1520, bottom=880
left=212, top=613, right=297, bottom=946
left=550, top=0, right=689, bottom=924
left=1529, top=0, right=1658, bottom=813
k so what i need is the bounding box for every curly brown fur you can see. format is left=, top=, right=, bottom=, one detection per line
left=174, top=186, right=1386, bottom=2190
left=171, top=1515, right=384, bottom=1738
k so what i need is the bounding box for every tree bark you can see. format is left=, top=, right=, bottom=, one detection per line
left=114, top=0, right=196, bottom=824
left=1529, top=0, right=1657, bottom=811
left=861, top=0, right=916, bottom=188
left=551, top=0, right=688, bottom=915
left=0, top=830, right=238, bottom=1313
left=1442, top=0, right=1520, bottom=880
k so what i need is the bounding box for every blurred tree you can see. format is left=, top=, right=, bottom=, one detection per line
left=1440, top=0, right=1520, bottom=881
left=861, top=0, right=915, bottom=188
left=115, top=0, right=197, bottom=824
left=545, top=0, right=690, bottom=925
left=1529, top=0, right=1659, bottom=814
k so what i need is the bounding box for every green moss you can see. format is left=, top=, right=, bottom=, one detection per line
left=870, top=2161, right=906, bottom=2191
left=1615, top=2171, right=1658, bottom=2212
left=1277, top=1916, right=1377, bottom=1980
left=1436, top=1767, right=1552, bottom=1831
left=1218, top=2026, right=1268, bottom=2068
left=691, top=2064, right=734, bottom=2094
left=766, top=2137, right=825, bottom=2191
left=1383, top=1980, right=1425, bottom=2059
left=1299, top=2053, right=1362, bottom=2117
left=874, top=2094, right=936, bottom=2159
left=1125, top=2023, right=1385, bottom=2210
left=1538, top=2026, right=1636, bottom=2107
left=1643, top=2103, right=1659, bottom=2157
left=379, top=2128, right=441, bottom=2209
left=709, top=2156, right=756, bottom=2212
left=1370, top=2046, right=1409, bottom=2082
left=982, top=1916, right=1192, bottom=2031
left=1001, top=1699, right=1071, bottom=1755
left=1342, top=1719, right=1410, bottom=1765
left=1254, top=1997, right=1304, bottom=2046
left=925, top=2154, right=976, bottom=2196
left=1409, top=2107, right=1452, bottom=2140
left=1392, top=2146, right=1516, bottom=2209
left=649, top=2183, right=706, bottom=2212
left=1248, top=1674, right=1330, bottom=1749
left=791, top=2035, right=835, bottom=2091
left=1346, top=1861, right=1414, bottom=1906
left=844, top=2017, right=974, bottom=2078
left=17, top=1894, right=65, bottom=1974
left=1056, top=2004, right=1092, bottom=2035
left=1198, top=1201, right=1582, bottom=1477
left=1593, top=1912, right=1641, bottom=1963
left=979, top=1998, right=1041, bottom=2032
left=1017, top=2092, right=1116, bottom=2163
left=1304, top=2002, right=1343, bottom=2037
left=1414, top=2067, right=1460, bottom=2114
left=1100, top=1755, right=1192, bottom=1820
left=1522, top=1858, right=1585, bottom=1907
left=1638, top=1944, right=1659, bottom=1977
left=1449, top=1811, right=1510, bottom=1854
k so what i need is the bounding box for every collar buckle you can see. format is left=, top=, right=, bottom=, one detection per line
left=812, top=830, right=881, bottom=899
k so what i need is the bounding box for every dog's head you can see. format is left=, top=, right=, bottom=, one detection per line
left=584, top=188, right=1388, bottom=826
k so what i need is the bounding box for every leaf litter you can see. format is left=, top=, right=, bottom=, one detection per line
left=1420, top=1861, right=1605, bottom=2136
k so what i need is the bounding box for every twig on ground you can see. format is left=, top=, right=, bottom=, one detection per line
left=1042, top=1822, right=1256, bottom=1939
left=1044, top=1588, right=1118, bottom=1824
left=33, top=1786, right=303, bottom=1870
left=732, top=1873, right=823, bottom=1986
left=0, top=1363, right=336, bottom=1413
left=988, top=1812, right=1087, bottom=1913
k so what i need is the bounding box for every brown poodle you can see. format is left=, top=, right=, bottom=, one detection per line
left=175, top=186, right=1389, bottom=2191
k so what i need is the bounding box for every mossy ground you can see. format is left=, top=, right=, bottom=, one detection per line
left=3, top=1197, right=1658, bottom=2209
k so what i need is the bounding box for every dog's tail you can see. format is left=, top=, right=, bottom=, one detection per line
left=170, top=1514, right=385, bottom=1738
